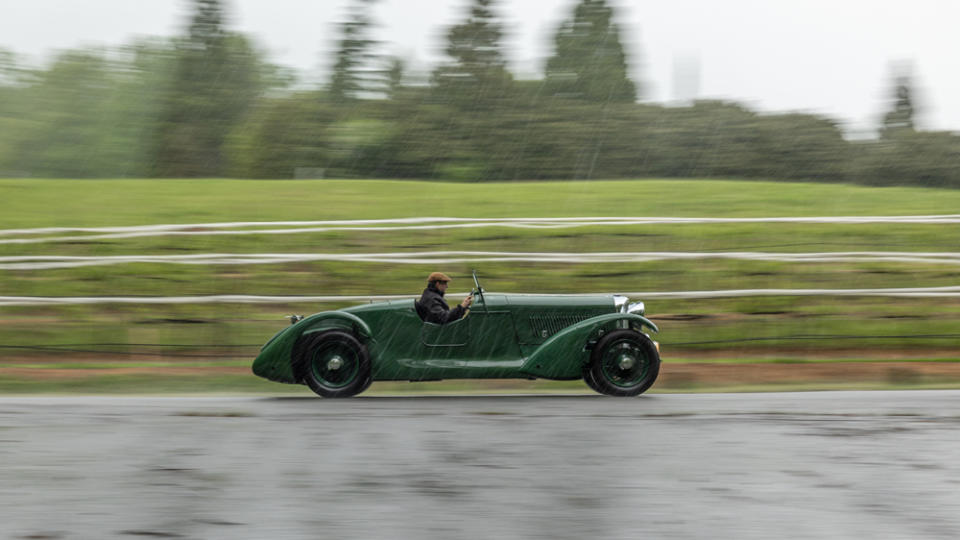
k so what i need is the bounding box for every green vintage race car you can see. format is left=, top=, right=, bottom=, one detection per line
left=252, top=272, right=660, bottom=397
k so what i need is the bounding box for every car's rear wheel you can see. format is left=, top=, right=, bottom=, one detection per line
left=294, top=331, right=371, bottom=398
left=586, top=329, right=660, bottom=396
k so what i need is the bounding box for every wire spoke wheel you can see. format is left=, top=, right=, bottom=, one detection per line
left=587, top=330, right=660, bottom=396
left=294, top=331, right=371, bottom=398
left=310, top=341, right=361, bottom=388
left=600, top=341, right=650, bottom=387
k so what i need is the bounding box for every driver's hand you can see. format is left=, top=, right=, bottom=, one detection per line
left=461, top=294, right=473, bottom=309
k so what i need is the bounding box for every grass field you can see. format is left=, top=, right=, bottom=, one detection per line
left=6, top=178, right=960, bottom=226
left=3, top=178, right=959, bottom=393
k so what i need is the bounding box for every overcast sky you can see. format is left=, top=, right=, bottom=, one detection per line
left=2, top=0, right=958, bottom=135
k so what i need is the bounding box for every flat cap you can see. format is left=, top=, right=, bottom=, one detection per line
left=427, top=272, right=452, bottom=283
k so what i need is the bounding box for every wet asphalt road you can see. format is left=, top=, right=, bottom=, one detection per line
left=2, top=391, right=960, bottom=540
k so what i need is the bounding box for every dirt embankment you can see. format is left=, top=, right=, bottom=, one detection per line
left=2, top=354, right=960, bottom=390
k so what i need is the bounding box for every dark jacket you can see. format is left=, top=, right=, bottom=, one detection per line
left=418, top=284, right=467, bottom=324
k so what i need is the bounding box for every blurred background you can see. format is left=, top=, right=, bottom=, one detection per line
left=1, top=0, right=959, bottom=181
left=1, top=0, right=959, bottom=393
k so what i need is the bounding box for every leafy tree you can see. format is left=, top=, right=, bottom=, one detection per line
left=152, top=0, right=264, bottom=178
left=432, top=0, right=513, bottom=108
left=2, top=49, right=142, bottom=177
left=544, top=0, right=637, bottom=103
left=754, top=113, right=850, bottom=182
left=357, top=89, right=454, bottom=178
left=0, top=48, right=29, bottom=175
left=856, top=131, right=960, bottom=188
left=225, top=92, right=335, bottom=178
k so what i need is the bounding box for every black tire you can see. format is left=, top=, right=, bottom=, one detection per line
left=586, top=329, right=660, bottom=397
left=581, top=366, right=605, bottom=394
left=357, top=374, right=374, bottom=394
left=293, top=330, right=371, bottom=398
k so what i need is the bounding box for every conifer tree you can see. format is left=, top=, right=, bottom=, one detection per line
left=152, top=0, right=261, bottom=177
left=544, top=0, right=637, bottom=103
left=385, top=57, right=405, bottom=99
left=328, top=0, right=382, bottom=102
left=881, top=74, right=915, bottom=138
left=432, top=0, right=513, bottom=107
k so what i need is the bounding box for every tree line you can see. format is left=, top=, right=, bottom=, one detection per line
left=1, top=0, right=958, bottom=188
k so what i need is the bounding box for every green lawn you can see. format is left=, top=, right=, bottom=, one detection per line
left=5, top=178, right=960, bottom=228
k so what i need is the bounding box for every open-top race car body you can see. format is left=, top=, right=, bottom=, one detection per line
left=252, top=272, right=661, bottom=397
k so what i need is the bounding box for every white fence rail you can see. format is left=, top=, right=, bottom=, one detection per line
left=4, top=215, right=960, bottom=244
left=3, top=286, right=960, bottom=306
left=4, top=251, right=960, bottom=270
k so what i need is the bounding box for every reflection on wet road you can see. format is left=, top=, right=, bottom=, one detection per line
left=2, top=391, right=960, bottom=539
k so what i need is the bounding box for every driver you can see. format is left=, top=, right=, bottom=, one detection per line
left=419, top=272, right=473, bottom=324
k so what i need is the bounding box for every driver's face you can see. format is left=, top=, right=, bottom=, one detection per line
left=436, top=281, right=449, bottom=293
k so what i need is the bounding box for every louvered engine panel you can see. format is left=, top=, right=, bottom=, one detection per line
left=527, top=314, right=593, bottom=339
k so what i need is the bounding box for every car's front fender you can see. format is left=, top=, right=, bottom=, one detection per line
left=299, top=311, right=373, bottom=341
left=519, top=313, right=658, bottom=380
left=252, top=311, right=374, bottom=384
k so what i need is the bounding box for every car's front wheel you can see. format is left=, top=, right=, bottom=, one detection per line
left=294, top=330, right=371, bottom=398
left=585, top=329, right=660, bottom=396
